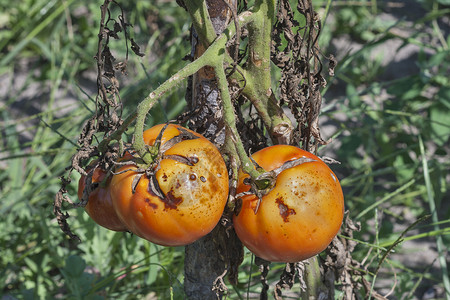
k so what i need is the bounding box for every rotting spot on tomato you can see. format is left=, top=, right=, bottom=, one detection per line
left=145, top=198, right=158, bottom=209
left=276, top=197, right=296, bottom=222
left=162, top=190, right=183, bottom=210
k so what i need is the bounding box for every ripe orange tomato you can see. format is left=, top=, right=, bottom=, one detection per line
left=78, top=166, right=128, bottom=231
left=233, top=145, right=344, bottom=262
left=110, top=124, right=229, bottom=246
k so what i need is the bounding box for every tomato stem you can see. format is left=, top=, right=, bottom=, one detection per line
left=131, top=9, right=255, bottom=166
left=213, top=55, right=265, bottom=181
left=185, top=1, right=287, bottom=183
left=183, top=0, right=217, bottom=47
left=301, top=256, right=328, bottom=299
left=185, top=2, right=265, bottom=181
left=242, top=0, right=293, bottom=144
left=132, top=51, right=210, bottom=164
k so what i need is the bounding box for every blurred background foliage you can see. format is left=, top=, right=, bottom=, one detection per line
left=0, top=0, right=449, bottom=299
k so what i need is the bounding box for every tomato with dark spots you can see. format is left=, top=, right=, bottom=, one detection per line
left=110, top=124, right=229, bottom=246
left=144, top=198, right=158, bottom=209
left=78, top=165, right=128, bottom=232
left=275, top=197, right=296, bottom=222
left=233, top=145, right=344, bottom=263
left=164, top=190, right=183, bottom=209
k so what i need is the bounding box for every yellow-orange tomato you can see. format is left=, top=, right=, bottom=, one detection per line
left=110, top=124, right=229, bottom=246
left=78, top=166, right=128, bottom=232
left=233, top=145, right=344, bottom=263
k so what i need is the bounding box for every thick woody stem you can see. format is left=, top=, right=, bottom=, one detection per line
left=183, top=2, right=239, bottom=299
left=301, top=256, right=329, bottom=299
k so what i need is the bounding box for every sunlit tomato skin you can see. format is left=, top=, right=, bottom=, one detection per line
left=233, top=145, right=344, bottom=263
left=110, top=124, right=229, bottom=247
left=78, top=167, right=128, bottom=232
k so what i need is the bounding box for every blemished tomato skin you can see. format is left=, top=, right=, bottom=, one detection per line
left=110, top=124, right=229, bottom=246
left=78, top=167, right=128, bottom=232
left=233, top=145, right=344, bottom=263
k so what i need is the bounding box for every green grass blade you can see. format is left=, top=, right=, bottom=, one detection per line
left=0, top=0, right=75, bottom=68
left=419, top=135, right=450, bottom=299
left=356, top=178, right=416, bottom=219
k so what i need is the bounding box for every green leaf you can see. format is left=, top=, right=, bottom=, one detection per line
left=64, top=255, right=86, bottom=278
left=393, top=155, right=415, bottom=181
left=428, top=50, right=450, bottom=67
left=437, top=87, right=450, bottom=108
left=346, top=84, right=360, bottom=108
left=429, top=103, right=450, bottom=146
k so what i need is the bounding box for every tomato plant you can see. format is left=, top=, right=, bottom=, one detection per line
left=110, top=124, right=229, bottom=246
left=233, top=145, right=344, bottom=262
left=78, top=165, right=128, bottom=232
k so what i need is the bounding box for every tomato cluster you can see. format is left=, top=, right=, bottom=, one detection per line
left=78, top=124, right=229, bottom=246
left=78, top=125, right=344, bottom=261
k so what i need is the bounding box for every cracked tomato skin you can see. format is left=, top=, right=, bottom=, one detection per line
left=110, top=124, right=229, bottom=246
left=78, top=166, right=128, bottom=232
left=233, top=145, right=344, bottom=262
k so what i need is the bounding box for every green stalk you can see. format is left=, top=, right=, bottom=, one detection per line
left=246, top=0, right=275, bottom=90
left=301, top=256, right=327, bottom=299
left=132, top=52, right=211, bottom=164
left=183, top=0, right=217, bottom=46
left=184, top=2, right=265, bottom=182
left=243, top=0, right=293, bottom=144
left=212, top=51, right=263, bottom=182
left=104, top=8, right=255, bottom=166
left=185, top=0, right=292, bottom=145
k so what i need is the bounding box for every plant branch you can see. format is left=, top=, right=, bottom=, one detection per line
left=128, top=3, right=269, bottom=185
left=184, top=0, right=217, bottom=46
left=184, top=3, right=274, bottom=183
left=301, top=256, right=328, bottom=299
left=243, top=0, right=294, bottom=144
left=212, top=55, right=263, bottom=182
left=132, top=53, right=211, bottom=164
left=96, top=9, right=254, bottom=166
